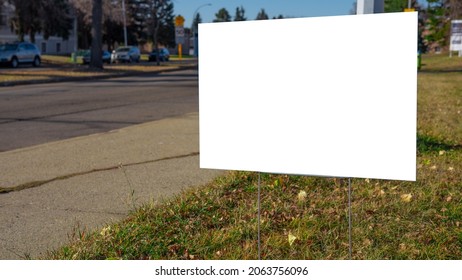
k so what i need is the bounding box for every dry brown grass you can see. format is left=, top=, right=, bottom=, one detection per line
left=0, top=55, right=195, bottom=85
left=46, top=54, right=462, bottom=260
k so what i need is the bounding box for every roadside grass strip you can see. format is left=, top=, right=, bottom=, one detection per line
left=47, top=54, right=462, bottom=260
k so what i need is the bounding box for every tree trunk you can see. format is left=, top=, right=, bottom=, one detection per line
left=29, top=31, right=35, bottom=43
left=90, top=0, right=103, bottom=69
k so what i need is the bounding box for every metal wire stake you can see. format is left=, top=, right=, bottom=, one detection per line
left=258, top=172, right=261, bottom=260
left=348, top=177, right=352, bottom=259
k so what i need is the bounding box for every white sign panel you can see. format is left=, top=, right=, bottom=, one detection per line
left=175, top=26, right=185, bottom=44
left=450, top=20, right=462, bottom=51
left=199, top=12, right=417, bottom=181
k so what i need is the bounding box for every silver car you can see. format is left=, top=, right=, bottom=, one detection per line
left=0, top=42, right=41, bottom=68
left=112, top=46, right=141, bottom=63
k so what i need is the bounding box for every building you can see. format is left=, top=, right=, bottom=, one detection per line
left=0, top=3, right=77, bottom=54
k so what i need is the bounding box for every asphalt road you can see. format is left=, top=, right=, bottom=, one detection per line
left=0, top=69, right=199, bottom=152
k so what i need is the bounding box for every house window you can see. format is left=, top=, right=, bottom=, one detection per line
left=41, top=42, right=47, bottom=53
left=56, top=42, right=61, bottom=53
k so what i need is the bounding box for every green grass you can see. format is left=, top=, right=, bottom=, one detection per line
left=42, top=54, right=77, bottom=64
left=170, top=54, right=194, bottom=59
left=420, top=53, right=462, bottom=72
left=47, top=54, right=462, bottom=260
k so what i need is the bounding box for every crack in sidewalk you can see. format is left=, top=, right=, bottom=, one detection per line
left=61, top=207, right=127, bottom=216
left=0, top=152, right=199, bottom=194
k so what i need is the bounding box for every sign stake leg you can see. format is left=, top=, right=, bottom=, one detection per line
left=258, top=172, right=261, bottom=260
left=348, top=177, right=352, bottom=259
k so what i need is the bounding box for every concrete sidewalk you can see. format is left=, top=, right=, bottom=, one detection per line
left=0, top=113, right=222, bottom=259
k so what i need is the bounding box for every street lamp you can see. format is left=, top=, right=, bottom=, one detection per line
left=193, top=3, right=212, bottom=57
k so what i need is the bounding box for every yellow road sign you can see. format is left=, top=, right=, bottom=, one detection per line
left=175, top=15, right=185, bottom=27
left=404, top=8, right=415, bottom=12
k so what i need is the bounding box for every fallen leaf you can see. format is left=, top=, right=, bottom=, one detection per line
left=273, top=179, right=280, bottom=187
left=363, top=239, right=372, bottom=247
left=297, top=190, right=307, bottom=202
left=399, top=243, right=406, bottom=251
left=401, top=193, right=412, bottom=203
left=100, top=226, right=111, bottom=237
left=288, top=233, right=297, bottom=246
left=439, top=150, right=445, bottom=156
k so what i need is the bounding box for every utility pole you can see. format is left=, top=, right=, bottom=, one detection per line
left=356, top=0, right=384, bottom=14
left=122, top=0, right=128, bottom=46
left=193, top=3, right=212, bottom=57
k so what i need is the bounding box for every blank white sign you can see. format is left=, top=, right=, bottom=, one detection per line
left=199, top=12, right=417, bottom=181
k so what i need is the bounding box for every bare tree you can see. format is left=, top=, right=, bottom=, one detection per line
left=146, top=0, right=175, bottom=66
left=448, top=0, right=462, bottom=19
left=70, top=0, right=124, bottom=49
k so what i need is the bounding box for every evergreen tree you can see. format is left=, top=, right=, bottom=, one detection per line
left=8, top=0, right=73, bottom=43
left=234, top=6, right=246, bottom=21
left=384, top=0, right=419, bottom=12
left=41, top=0, right=74, bottom=40
left=8, top=0, right=42, bottom=42
left=213, top=8, right=231, bottom=22
left=126, top=0, right=174, bottom=48
left=424, top=0, right=450, bottom=48
left=146, top=0, right=175, bottom=65
left=128, top=0, right=149, bottom=45
left=255, top=8, right=269, bottom=20
left=192, top=12, right=202, bottom=31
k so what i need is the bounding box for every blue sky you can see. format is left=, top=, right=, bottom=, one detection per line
left=173, top=0, right=356, bottom=27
